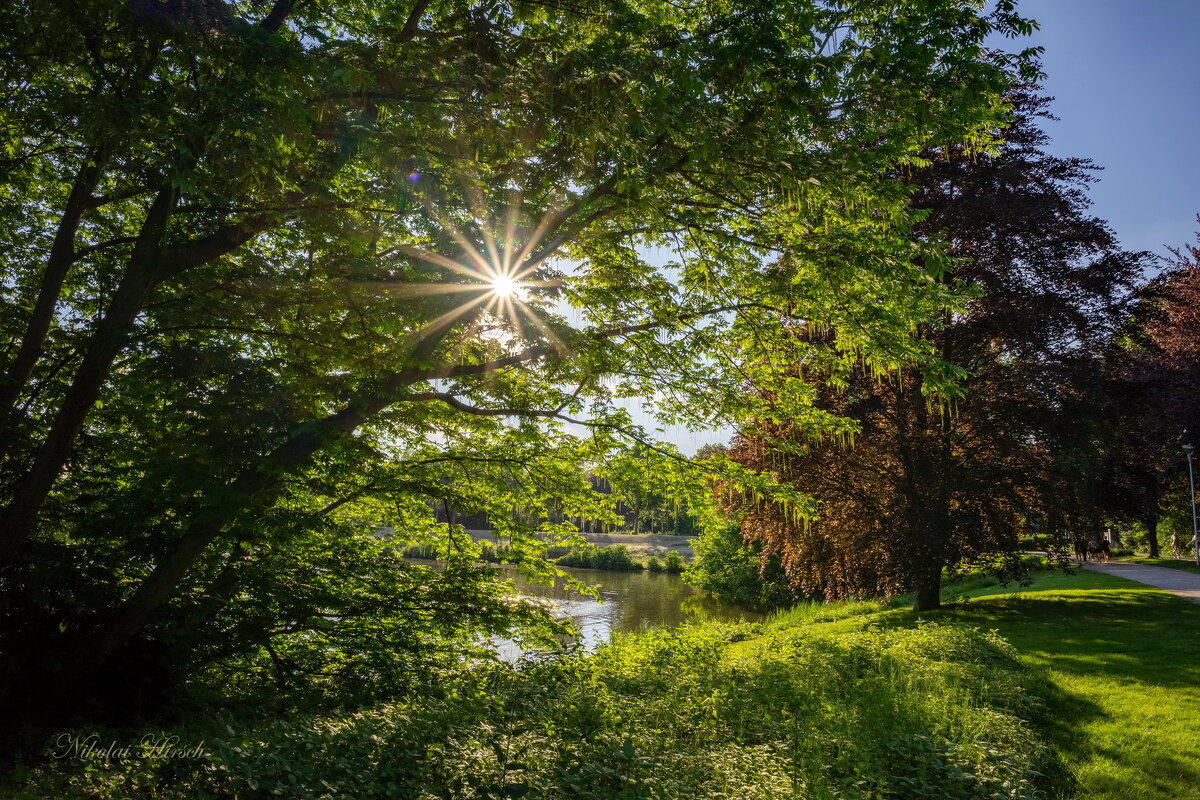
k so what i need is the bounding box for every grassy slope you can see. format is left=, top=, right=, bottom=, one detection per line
left=830, top=570, right=1200, bottom=800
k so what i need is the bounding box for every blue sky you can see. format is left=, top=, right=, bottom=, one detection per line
left=1020, top=0, right=1200, bottom=260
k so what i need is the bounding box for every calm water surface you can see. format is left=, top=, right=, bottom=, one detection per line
left=494, top=566, right=762, bottom=658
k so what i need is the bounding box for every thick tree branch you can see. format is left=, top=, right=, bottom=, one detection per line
left=0, top=146, right=109, bottom=440
left=159, top=214, right=277, bottom=275
left=259, top=0, right=296, bottom=33
left=399, top=0, right=432, bottom=42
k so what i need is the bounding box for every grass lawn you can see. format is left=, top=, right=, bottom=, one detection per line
left=897, top=569, right=1200, bottom=799
left=760, top=566, right=1200, bottom=798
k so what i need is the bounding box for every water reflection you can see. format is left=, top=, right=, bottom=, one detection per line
left=493, top=566, right=761, bottom=660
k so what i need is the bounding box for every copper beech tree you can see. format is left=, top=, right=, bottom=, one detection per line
left=1104, top=228, right=1200, bottom=552
left=721, top=91, right=1144, bottom=610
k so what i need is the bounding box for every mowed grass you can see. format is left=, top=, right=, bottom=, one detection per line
left=759, top=567, right=1200, bottom=798
left=891, top=569, right=1200, bottom=799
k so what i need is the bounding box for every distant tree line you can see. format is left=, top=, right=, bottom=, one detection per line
left=433, top=471, right=700, bottom=535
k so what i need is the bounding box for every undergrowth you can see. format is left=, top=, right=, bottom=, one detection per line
left=11, top=616, right=1053, bottom=799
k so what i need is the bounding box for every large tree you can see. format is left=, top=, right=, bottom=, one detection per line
left=721, top=90, right=1143, bottom=609
left=1104, top=227, right=1200, bottom=553
left=0, top=0, right=1033, bottom=728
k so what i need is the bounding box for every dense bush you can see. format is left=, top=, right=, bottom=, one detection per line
left=647, top=551, right=685, bottom=574
left=556, top=545, right=643, bottom=571
left=685, top=524, right=803, bottom=610
left=10, top=616, right=1053, bottom=800
left=398, top=542, right=438, bottom=560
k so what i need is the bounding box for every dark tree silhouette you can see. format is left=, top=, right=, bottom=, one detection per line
left=1104, top=227, right=1200, bottom=553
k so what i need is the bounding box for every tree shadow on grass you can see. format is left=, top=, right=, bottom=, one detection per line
left=885, top=587, right=1200, bottom=798
left=931, top=591, right=1200, bottom=690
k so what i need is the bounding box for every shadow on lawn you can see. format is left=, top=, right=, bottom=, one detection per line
left=886, top=587, right=1200, bottom=798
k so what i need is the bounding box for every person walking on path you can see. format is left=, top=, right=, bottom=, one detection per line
left=1173, top=531, right=1183, bottom=560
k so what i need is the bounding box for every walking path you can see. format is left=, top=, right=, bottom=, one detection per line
left=1081, top=560, right=1200, bottom=604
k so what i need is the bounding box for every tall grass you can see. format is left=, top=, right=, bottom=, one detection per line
left=12, top=616, right=1052, bottom=800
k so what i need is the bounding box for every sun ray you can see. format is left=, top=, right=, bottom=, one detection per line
left=499, top=294, right=524, bottom=340
left=399, top=291, right=491, bottom=351
left=511, top=199, right=566, bottom=277
left=407, top=190, right=494, bottom=276
left=460, top=177, right=504, bottom=281
left=393, top=244, right=486, bottom=281
left=513, top=296, right=570, bottom=356
left=501, top=189, right=523, bottom=275
left=361, top=281, right=488, bottom=298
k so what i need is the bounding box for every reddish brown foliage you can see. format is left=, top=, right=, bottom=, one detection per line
left=725, top=91, right=1143, bottom=608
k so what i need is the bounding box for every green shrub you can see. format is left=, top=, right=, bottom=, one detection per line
left=685, top=524, right=802, bottom=609
left=397, top=542, right=437, bottom=559
left=663, top=549, right=686, bottom=574
left=555, top=544, right=642, bottom=571
left=476, top=539, right=519, bottom=563
left=647, top=555, right=665, bottom=572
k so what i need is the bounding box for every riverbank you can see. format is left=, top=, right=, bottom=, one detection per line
left=402, top=540, right=690, bottom=572
left=464, top=529, right=697, bottom=560
left=8, top=610, right=1051, bottom=799
left=11, top=568, right=1196, bottom=799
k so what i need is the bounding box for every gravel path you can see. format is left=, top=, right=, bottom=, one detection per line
left=1082, top=560, right=1200, bottom=604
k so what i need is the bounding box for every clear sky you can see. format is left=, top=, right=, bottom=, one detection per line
left=1020, top=0, right=1199, bottom=260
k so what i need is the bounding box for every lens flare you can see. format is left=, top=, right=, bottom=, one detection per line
left=490, top=273, right=520, bottom=298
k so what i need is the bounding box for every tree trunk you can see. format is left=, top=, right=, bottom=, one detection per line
left=913, top=564, right=942, bottom=611
left=1145, top=509, right=1160, bottom=558
left=0, top=147, right=107, bottom=431
left=0, top=186, right=178, bottom=556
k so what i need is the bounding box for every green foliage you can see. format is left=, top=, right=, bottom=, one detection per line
left=646, top=550, right=685, bottom=574
left=685, top=524, right=802, bottom=610
left=12, top=619, right=1051, bottom=800
left=0, top=0, right=1038, bottom=720
left=556, top=545, right=642, bottom=572
left=725, top=91, right=1145, bottom=610
left=398, top=542, right=438, bottom=560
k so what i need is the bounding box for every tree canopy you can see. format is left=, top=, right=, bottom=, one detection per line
left=716, top=90, right=1143, bottom=609
left=1102, top=226, right=1200, bottom=553
left=0, top=0, right=1036, bottom=727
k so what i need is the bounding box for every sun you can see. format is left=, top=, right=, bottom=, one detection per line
left=490, top=272, right=521, bottom=298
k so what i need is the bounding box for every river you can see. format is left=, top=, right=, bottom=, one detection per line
left=493, top=565, right=762, bottom=660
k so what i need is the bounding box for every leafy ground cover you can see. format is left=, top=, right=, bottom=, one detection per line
left=10, top=618, right=1047, bottom=799
left=10, top=568, right=1195, bottom=799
